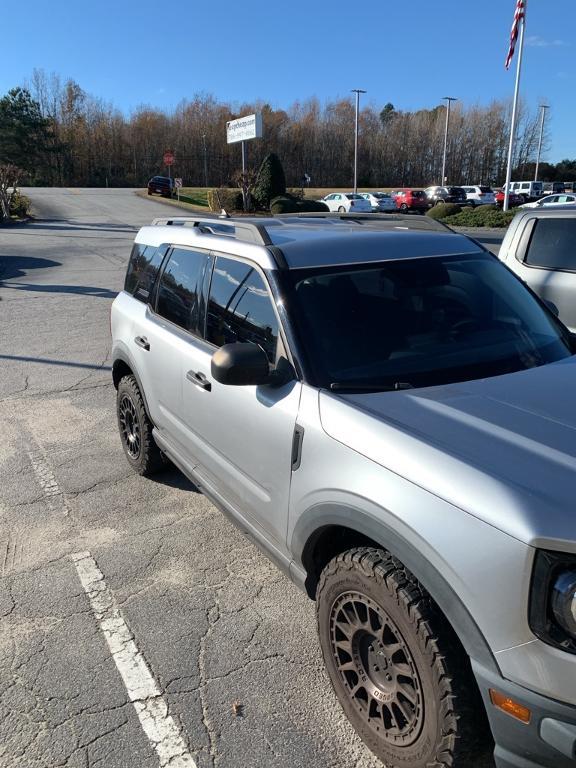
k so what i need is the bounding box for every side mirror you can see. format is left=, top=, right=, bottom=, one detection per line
left=211, top=343, right=271, bottom=386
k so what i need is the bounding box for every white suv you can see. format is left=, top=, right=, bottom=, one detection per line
left=462, top=186, right=496, bottom=206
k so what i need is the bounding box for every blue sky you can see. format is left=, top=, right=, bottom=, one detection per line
left=3, top=0, right=574, bottom=162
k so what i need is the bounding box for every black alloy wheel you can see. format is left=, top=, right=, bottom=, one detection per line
left=329, top=590, right=423, bottom=745
left=116, top=375, right=166, bottom=476
left=119, top=393, right=141, bottom=460
left=316, top=548, right=492, bottom=768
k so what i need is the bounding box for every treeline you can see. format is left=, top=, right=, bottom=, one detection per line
left=1, top=69, right=573, bottom=189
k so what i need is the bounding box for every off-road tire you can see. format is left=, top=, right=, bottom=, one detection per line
left=116, top=375, right=165, bottom=476
left=316, top=547, right=492, bottom=768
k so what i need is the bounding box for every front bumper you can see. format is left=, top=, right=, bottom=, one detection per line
left=473, top=661, right=576, bottom=767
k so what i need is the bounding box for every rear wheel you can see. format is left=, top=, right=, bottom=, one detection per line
left=117, top=375, right=165, bottom=476
left=338, top=206, right=346, bottom=212
left=400, top=203, right=408, bottom=211
left=316, top=548, right=491, bottom=768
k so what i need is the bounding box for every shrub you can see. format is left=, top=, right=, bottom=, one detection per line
left=252, top=153, right=286, bottom=210
left=426, top=202, right=462, bottom=220
left=9, top=190, right=30, bottom=217
left=207, top=188, right=243, bottom=213
left=448, top=205, right=516, bottom=228
left=270, top=194, right=329, bottom=215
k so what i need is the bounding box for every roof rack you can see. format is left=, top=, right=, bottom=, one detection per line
left=151, top=216, right=273, bottom=246
left=273, top=211, right=452, bottom=232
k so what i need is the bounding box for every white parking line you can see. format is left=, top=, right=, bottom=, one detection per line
left=71, top=551, right=197, bottom=768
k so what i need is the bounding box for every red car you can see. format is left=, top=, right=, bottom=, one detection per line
left=394, top=189, right=428, bottom=212
left=494, top=189, right=523, bottom=208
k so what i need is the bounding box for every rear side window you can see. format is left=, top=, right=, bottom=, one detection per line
left=206, top=256, right=279, bottom=364
left=156, top=247, right=210, bottom=333
left=124, top=244, right=164, bottom=300
left=479, top=187, right=492, bottom=193
left=525, top=218, right=576, bottom=271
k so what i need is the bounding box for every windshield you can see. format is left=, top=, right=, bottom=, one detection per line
left=287, top=254, right=572, bottom=391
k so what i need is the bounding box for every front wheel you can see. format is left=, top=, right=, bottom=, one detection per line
left=338, top=206, right=346, bottom=212
left=316, top=548, right=491, bottom=768
left=117, top=375, right=166, bottom=476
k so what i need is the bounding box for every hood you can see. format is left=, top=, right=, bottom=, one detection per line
left=319, top=357, right=576, bottom=550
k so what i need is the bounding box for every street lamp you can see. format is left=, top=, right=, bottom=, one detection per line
left=534, top=105, right=549, bottom=182
left=441, top=96, right=457, bottom=185
left=202, top=133, right=208, bottom=188
left=351, top=89, right=366, bottom=194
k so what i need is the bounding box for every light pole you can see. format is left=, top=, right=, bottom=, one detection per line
left=534, top=104, right=549, bottom=182
left=441, top=96, right=457, bottom=185
left=202, top=133, right=208, bottom=187
left=352, top=89, right=366, bottom=193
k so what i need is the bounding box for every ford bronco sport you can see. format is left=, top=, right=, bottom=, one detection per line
left=111, top=213, right=576, bottom=768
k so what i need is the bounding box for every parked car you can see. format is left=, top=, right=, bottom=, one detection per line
left=112, top=212, right=576, bottom=768
left=394, top=189, right=428, bottom=212
left=358, top=192, right=396, bottom=212
left=520, top=193, right=576, bottom=209
left=461, top=185, right=496, bottom=206
left=319, top=193, right=372, bottom=213
left=499, top=205, right=576, bottom=331
left=503, top=180, right=544, bottom=202
left=424, top=186, right=468, bottom=206
left=147, top=176, right=175, bottom=198
left=542, top=182, right=566, bottom=195
left=495, top=188, right=523, bottom=207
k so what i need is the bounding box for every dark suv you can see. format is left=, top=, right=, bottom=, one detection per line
left=425, top=186, right=467, bottom=206
left=147, top=176, right=175, bottom=198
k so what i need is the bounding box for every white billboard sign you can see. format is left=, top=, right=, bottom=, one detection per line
left=226, top=113, right=263, bottom=144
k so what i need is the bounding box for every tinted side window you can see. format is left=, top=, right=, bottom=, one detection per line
left=525, top=218, right=576, bottom=271
left=156, top=248, right=209, bottom=332
left=206, top=257, right=279, bottom=364
left=124, top=244, right=164, bottom=301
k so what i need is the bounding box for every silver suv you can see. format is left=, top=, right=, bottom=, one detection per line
left=499, top=206, right=576, bottom=333
left=111, top=213, right=576, bottom=768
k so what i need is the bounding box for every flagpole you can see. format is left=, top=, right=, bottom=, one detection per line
left=503, top=0, right=527, bottom=212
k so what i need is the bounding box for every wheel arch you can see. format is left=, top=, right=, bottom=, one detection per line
left=112, top=351, right=152, bottom=421
left=294, top=507, right=499, bottom=674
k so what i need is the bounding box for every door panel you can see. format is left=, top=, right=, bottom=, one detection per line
left=176, top=254, right=301, bottom=549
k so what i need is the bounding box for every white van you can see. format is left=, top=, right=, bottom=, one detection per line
left=503, top=180, right=544, bottom=201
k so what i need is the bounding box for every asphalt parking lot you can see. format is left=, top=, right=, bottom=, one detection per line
left=0, top=190, right=504, bottom=768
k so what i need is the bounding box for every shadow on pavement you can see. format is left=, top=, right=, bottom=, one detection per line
left=149, top=465, right=200, bottom=493
left=0, top=354, right=112, bottom=371
left=0, top=255, right=61, bottom=281
left=16, top=219, right=138, bottom=234
left=3, top=283, right=117, bottom=298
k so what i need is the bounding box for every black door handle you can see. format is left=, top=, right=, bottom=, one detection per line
left=186, top=370, right=211, bottom=391
left=134, top=336, right=150, bottom=351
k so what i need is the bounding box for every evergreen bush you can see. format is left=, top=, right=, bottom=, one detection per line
left=426, top=202, right=462, bottom=220
left=252, top=153, right=286, bottom=210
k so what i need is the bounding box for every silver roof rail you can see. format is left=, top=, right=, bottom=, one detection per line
left=150, top=216, right=273, bottom=245
left=273, top=212, right=452, bottom=232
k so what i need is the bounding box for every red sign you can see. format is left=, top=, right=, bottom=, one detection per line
left=163, top=151, right=175, bottom=166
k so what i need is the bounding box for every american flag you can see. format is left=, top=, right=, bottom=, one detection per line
left=505, top=0, right=526, bottom=69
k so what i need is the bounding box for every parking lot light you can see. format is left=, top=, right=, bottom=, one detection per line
left=352, top=89, right=366, bottom=194
left=441, top=97, right=457, bottom=184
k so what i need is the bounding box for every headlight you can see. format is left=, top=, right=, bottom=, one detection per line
left=551, top=571, right=576, bottom=637
left=529, top=550, right=576, bottom=654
